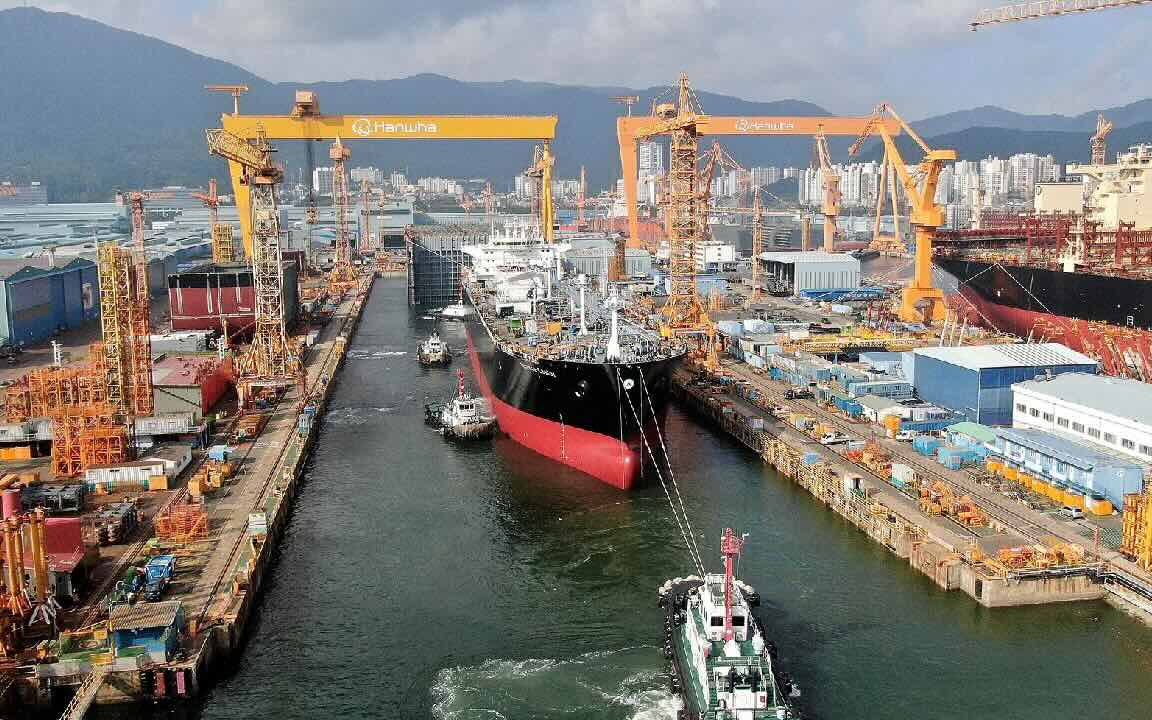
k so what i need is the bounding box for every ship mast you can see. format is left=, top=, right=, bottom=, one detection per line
left=721, top=527, right=744, bottom=642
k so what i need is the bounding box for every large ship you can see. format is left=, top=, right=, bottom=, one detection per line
left=461, top=222, right=685, bottom=490
left=658, top=529, right=797, bottom=719
left=934, top=144, right=1152, bottom=379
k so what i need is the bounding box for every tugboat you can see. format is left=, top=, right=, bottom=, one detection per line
left=658, top=529, right=797, bottom=719
left=418, top=331, right=452, bottom=366
left=424, top=372, right=497, bottom=440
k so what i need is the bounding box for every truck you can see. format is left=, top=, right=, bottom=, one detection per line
left=143, top=555, right=177, bottom=601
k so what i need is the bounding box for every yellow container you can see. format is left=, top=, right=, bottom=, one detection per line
left=148, top=475, right=169, bottom=492
left=1048, top=483, right=1067, bottom=502
left=986, top=459, right=1003, bottom=474
left=1089, top=497, right=1114, bottom=516
left=1064, top=491, right=1085, bottom=509
left=1002, top=466, right=1019, bottom=481
left=1031, top=478, right=1049, bottom=496
left=1017, top=473, right=1033, bottom=491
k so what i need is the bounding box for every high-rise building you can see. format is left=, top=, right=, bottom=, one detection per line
left=312, top=167, right=334, bottom=197
left=638, top=141, right=665, bottom=177
left=389, top=171, right=409, bottom=190
left=350, top=166, right=384, bottom=185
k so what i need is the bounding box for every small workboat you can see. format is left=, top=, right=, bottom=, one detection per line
left=417, top=331, right=451, bottom=366
left=425, top=372, right=497, bottom=440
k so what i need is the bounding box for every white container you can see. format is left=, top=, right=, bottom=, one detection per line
left=891, top=462, right=916, bottom=486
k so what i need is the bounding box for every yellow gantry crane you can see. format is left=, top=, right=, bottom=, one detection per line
left=524, top=142, right=556, bottom=243
left=205, top=127, right=297, bottom=387
left=813, top=128, right=842, bottom=252
left=849, top=103, right=956, bottom=323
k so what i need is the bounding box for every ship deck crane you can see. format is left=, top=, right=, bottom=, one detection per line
left=849, top=103, right=956, bottom=323
left=209, top=89, right=556, bottom=259
left=814, top=128, right=841, bottom=252
left=971, top=0, right=1152, bottom=29
left=205, top=127, right=297, bottom=388
left=1091, top=113, right=1113, bottom=165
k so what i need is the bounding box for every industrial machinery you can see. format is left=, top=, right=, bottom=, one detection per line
left=971, top=0, right=1152, bottom=29
left=194, top=179, right=235, bottom=263
left=849, top=103, right=956, bottom=323
left=524, top=142, right=556, bottom=243
left=1122, top=487, right=1152, bottom=570
left=209, top=89, right=557, bottom=259
left=813, top=128, right=841, bottom=252
left=327, top=138, right=359, bottom=288
left=616, top=78, right=899, bottom=249
left=205, top=127, right=297, bottom=388
left=1091, top=113, right=1113, bottom=165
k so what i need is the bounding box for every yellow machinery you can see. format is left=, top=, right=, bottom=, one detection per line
left=849, top=103, right=955, bottom=323
left=813, top=128, right=841, bottom=252
left=1122, top=488, right=1152, bottom=570
left=971, top=1, right=1152, bottom=29
left=327, top=138, right=359, bottom=288
left=616, top=79, right=899, bottom=249
left=193, top=179, right=235, bottom=263
left=524, top=142, right=556, bottom=243
left=205, top=127, right=297, bottom=387
left=211, top=89, right=557, bottom=259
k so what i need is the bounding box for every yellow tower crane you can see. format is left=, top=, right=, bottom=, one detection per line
left=1091, top=113, right=1113, bottom=165
left=813, top=128, right=841, bottom=252
left=971, top=0, right=1152, bottom=29
left=194, top=179, right=236, bottom=263
left=850, top=103, right=955, bottom=323
left=328, top=138, right=359, bottom=288
left=524, top=142, right=556, bottom=243
left=205, top=127, right=297, bottom=388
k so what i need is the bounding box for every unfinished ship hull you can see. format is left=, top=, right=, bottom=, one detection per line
left=936, top=256, right=1152, bottom=377
left=463, top=310, right=679, bottom=490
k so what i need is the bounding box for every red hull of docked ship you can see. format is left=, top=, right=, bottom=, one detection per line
left=463, top=320, right=679, bottom=491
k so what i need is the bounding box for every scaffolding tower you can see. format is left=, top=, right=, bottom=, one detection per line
left=328, top=138, right=359, bottom=288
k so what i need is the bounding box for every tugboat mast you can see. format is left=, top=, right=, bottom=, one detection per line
left=721, top=527, right=744, bottom=642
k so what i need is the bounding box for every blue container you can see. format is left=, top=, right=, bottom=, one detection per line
left=913, top=436, right=941, bottom=456
left=207, top=444, right=233, bottom=462
left=802, top=452, right=822, bottom=465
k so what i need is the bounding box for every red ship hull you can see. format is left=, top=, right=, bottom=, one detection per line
left=956, top=285, right=1152, bottom=379
left=465, top=332, right=645, bottom=490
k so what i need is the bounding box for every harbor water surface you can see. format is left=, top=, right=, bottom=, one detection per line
left=121, top=277, right=1152, bottom=719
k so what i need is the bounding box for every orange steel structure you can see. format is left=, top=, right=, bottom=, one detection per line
left=813, top=128, right=841, bottom=252
left=195, top=179, right=235, bottom=263
left=849, top=103, right=954, bottom=322
left=328, top=138, right=359, bottom=288
left=616, top=79, right=899, bottom=248
left=126, top=195, right=154, bottom=417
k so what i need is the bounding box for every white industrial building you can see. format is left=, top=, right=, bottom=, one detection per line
left=1013, top=373, right=1152, bottom=463
left=759, top=251, right=860, bottom=295
left=694, top=240, right=737, bottom=273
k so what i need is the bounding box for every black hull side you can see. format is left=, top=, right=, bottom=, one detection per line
left=935, top=257, right=1152, bottom=330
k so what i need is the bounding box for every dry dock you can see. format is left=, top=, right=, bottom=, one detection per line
left=9, top=278, right=373, bottom=714
left=672, top=363, right=1152, bottom=616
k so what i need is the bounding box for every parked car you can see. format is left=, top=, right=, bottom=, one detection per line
left=770, top=405, right=789, bottom=418
left=820, top=432, right=851, bottom=446
left=1061, top=506, right=1085, bottom=520
left=784, top=388, right=814, bottom=400
left=894, top=430, right=917, bottom=442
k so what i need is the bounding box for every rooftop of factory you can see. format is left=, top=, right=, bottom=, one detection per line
left=947, top=421, right=999, bottom=444
left=857, top=394, right=902, bottom=413
left=0, top=256, right=93, bottom=281
left=995, top=427, right=1145, bottom=471
left=913, top=342, right=1095, bottom=370
left=758, top=250, right=859, bottom=264
left=152, top=354, right=222, bottom=387
left=1013, top=373, right=1152, bottom=427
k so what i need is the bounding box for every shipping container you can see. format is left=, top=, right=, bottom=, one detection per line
left=890, top=462, right=916, bottom=487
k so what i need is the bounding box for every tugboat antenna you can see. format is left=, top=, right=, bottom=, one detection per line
left=721, top=527, right=745, bottom=642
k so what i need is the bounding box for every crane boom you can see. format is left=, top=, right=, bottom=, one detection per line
left=205, top=129, right=276, bottom=176
left=971, top=0, right=1152, bottom=29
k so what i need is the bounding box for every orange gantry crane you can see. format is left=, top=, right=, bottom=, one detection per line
left=205, top=126, right=297, bottom=388
left=524, top=142, right=556, bottom=243
left=328, top=138, right=359, bottom=288
left=211, top=89, right=557, bottom=259
left=971, top=0, right=1152, bottom=29
left=194, top=179, right=235, bottom=263
left=849, top=103, right=956, bottom=322
left=616, top=76, right=899, bottom=249
left=813, top=128, right=841, bottom=252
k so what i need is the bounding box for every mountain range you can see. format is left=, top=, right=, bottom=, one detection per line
left=1, top=6, right=1150, bottom=202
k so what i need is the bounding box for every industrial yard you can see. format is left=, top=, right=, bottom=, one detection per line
left=5, top=2, right=1152, bottom=719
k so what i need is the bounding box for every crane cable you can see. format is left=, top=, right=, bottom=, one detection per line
left=617, top=367, right=705, bottom=576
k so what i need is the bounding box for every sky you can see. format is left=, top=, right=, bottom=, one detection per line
left=5, top=0, right=1152, bottom=118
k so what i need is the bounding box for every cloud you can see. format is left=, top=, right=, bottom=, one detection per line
left=5, top=0, right=1152, bottom=117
